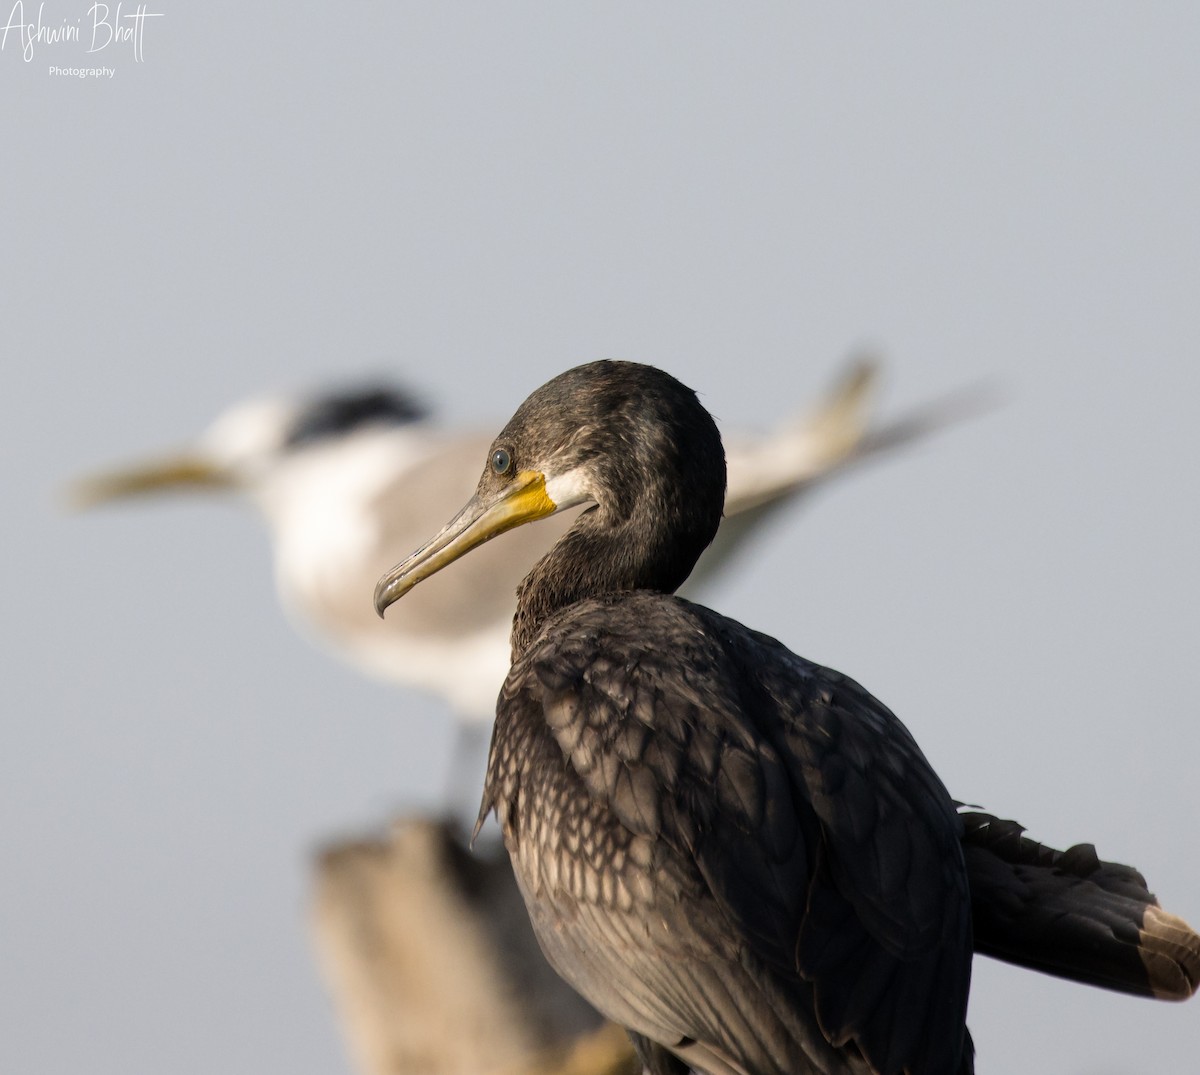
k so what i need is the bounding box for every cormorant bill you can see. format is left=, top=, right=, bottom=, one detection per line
left=375, top=360, right=1199, bottom=1075
left=70, top=361, right=974, bottom=724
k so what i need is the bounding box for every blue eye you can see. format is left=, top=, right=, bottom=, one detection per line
left=491, top=448, right=512, bottom=475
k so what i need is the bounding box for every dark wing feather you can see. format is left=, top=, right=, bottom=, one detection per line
left=487, top=592, right=972, bottom=1075
left=732, top=625, right=973, bottom=1075
left=530, top=595, right=813, bottom=957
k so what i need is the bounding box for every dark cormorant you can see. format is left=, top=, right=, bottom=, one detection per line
left=375, top=360, right=1199, bottom=1075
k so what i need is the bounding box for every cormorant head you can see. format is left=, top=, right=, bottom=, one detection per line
left=375, top=360, right=726, bottom=616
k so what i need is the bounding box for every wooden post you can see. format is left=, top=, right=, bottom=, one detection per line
left=312, top=817, right=638, bottom=1075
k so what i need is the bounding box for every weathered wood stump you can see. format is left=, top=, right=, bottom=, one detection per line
left=312, top=817, right=638, bottom=1075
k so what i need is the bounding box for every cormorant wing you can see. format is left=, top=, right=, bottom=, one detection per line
left=501, top=592, right=971, bottom=1075
left=741, top=623, right=972, bottom=1074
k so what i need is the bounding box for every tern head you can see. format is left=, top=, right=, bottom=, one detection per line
left=70, top=385, right=429, bottom=509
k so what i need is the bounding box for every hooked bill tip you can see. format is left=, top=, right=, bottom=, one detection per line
left=373, top=580, right=393, bottom=619
left=373, top=569, right=416, bottom=618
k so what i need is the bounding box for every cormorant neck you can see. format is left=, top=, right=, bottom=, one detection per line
left=511, top=497, right=712, bottom=657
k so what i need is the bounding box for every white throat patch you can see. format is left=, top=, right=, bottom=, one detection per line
left=544, top=469, right=595, bottom=512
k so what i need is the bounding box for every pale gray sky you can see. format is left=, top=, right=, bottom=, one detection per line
left=3, top=5, right=1198, bottom=1073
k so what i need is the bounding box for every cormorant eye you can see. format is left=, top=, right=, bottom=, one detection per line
left=491, top=448, right=512, bottom=475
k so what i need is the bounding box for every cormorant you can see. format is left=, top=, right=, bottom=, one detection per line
left=374, top=360, right=1199, bottom=1075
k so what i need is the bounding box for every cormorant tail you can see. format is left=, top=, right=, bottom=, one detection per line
left=962, top=810, right=1200, bottom=1000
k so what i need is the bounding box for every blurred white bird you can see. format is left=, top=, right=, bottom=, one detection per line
left=72, top=358, right=976, bottom=723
